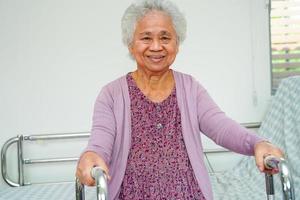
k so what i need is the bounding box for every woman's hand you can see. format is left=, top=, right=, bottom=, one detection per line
left=254, top=141, right=284, bottom=174
left=75, top=151, right=110, bottom=186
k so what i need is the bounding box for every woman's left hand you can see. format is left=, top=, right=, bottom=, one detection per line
left=254, top=141, right=284, bottom=174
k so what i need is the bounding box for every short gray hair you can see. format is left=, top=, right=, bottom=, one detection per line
left=121, top=0, right=187, bottom=47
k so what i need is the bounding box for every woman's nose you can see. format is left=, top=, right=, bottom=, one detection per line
left=149, top=39, right=163, bottom=51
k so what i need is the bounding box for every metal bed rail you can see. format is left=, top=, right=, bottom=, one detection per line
left=1, top=132, right=90, bottom=187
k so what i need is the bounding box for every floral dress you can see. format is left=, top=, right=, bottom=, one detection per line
left=118, top=74, right=206, bottom=200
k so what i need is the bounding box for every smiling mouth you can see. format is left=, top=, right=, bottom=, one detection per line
left=147, top=55, right=165, bottom=63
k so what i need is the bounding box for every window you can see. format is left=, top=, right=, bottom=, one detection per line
left=270, top=0, right=300, bottom=92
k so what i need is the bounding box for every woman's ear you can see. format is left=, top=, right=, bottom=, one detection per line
left=128, top=45, right=135, bottom=58
left=175, top=42, right=179, bottom=54
left=128, top=46, right=132, bottom=54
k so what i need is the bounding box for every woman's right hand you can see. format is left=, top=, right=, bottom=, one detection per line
left=76, top=151, right=110, bottom=186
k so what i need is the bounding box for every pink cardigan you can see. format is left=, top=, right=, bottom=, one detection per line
left=84, top=70, right=263, bottom=200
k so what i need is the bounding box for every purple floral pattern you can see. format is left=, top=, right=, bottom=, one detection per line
left=118, top=74, right=206, bottom=200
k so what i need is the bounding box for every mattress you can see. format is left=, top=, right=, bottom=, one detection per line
left=0, top=182, right=97, bottom=200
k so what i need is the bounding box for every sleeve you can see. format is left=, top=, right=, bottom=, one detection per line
left=83, top=86, right=116, bottom=164
left=196, top=84, right=265, bottom=155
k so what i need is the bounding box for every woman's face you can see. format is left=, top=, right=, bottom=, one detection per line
left=129, top=11, right=179, bottom=74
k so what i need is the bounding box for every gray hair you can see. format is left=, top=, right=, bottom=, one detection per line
left=121, top=0, right=187, bottom=47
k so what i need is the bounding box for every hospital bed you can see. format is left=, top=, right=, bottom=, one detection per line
left=1, top=76, right=299, bottom=200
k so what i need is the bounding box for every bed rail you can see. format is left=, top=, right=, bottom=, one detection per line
left=1, top=132, right=90, bottom=187
left=1, top=135, right=23, bottom=187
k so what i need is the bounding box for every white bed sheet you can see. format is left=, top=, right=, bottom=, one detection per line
left=0, top=182, right=97, bottom=200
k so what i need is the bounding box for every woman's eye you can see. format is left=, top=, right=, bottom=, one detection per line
left=161, top=37, right=171, bottom=42
left=141, top=37, right=151, bottom=41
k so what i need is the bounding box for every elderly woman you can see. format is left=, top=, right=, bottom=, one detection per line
left=76, top=0, right=283, bottom=199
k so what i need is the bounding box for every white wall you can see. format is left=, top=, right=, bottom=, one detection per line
left=0, top=0, right=271, bottom=186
